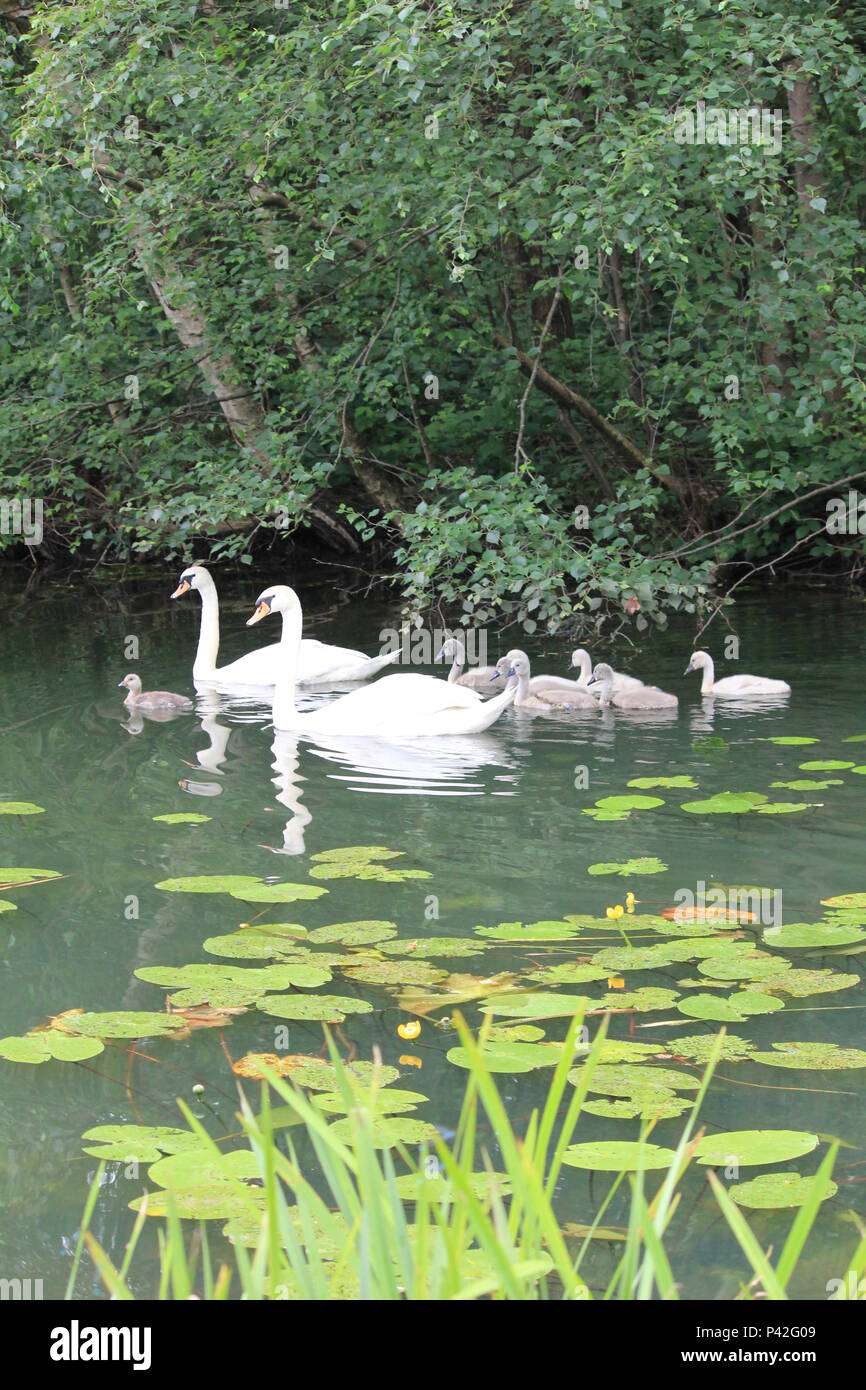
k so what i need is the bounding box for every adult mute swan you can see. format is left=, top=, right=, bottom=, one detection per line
left=118, top=674, right=193, bottom=711
left=492, top=651, right=598, bottom=711
left=435, top=636, right=500, bottom=694
left=249, top=586, right=517, bottom=737
left=571, top=648, right=644, bottom=693
left=588, top=663, right=678, bottom=710
left=684, top=650, right=791, bottom=697
left=171, top=564, right=401, bottom=686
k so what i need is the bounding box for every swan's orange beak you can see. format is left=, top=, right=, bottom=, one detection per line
left=170, top=578, right=191, bottom=599
left=247, top=602, right=269, bottom=627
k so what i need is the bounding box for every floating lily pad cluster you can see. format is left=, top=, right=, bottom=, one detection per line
left=6, top=837, right=866, bottom=1233
left=308, top=846, right=432, bottom=883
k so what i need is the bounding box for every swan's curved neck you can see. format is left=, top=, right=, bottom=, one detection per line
left=700, top=656, right=715, bottom=695
left=597, top=676, right=614, bottom=707
left=273, top=604, right=303, bottom=730
left=574, top=651, right=592, bottom=684
left=516, top=671, right=531, bottom=702
left=193, top=577, right=220, bottom=678
left=448, top=642, right=466, bottom=682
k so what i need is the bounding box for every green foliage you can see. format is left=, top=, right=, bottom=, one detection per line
left=2, top=2, right=865, bottom=624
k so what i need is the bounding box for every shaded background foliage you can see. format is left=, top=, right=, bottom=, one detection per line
left=1, top=0, right=865, bottom=635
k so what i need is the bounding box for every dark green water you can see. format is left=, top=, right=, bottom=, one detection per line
left=1, top=573, right=865, bottom=1299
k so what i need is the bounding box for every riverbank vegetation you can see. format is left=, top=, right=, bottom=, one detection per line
left=2, top=1, right=865, bottom=634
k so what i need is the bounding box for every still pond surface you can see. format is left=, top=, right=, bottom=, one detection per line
left=1, top=573, right=864, bottom=1298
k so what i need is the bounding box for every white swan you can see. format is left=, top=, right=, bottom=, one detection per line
left=492, top=651, right=598, bottom=711
left=571, top=648, right=644, bottom=693
left=684, top=650, right=791, bottom=697
left=588, top=662, right=678, bottom=710
left=249, top=586, right=517, bottom=737
left=435, top=636, right=500, bottom=694
left=171, top=564, right=401, bottom=686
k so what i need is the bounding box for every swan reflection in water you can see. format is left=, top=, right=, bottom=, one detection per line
left=169, top=691, right=520, bottom=858
left=305, top=730, right=516, bottom=797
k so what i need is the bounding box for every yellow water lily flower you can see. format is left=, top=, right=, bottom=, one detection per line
left=625, top=891, right=635, bottom=911
left=399, top=1054, right=423, bottom=1068
left=397, top=1019, right=422, bottom=1040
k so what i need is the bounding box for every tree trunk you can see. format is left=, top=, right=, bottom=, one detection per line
left=494, top=333, right=678, bottom=494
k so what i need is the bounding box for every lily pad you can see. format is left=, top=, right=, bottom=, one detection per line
left=677, top=992, right=784, bottom=1022
left=309, top=846, right=430, bottom=883
left=798, top=760, right=855, bottom=771
left=0, top=1032, right=104, bottom=1064
left=313, top=1088, right=428, bottom=1115
left=152, top=813, right=211, bottom=824
left=751, top=1042, right=866, bottom=1070
left=588, top=857, right=668, bottom=876
left=377, top=936, right=486, bottom=958
left=232, top=1054, right=400, bottom=1088
left=148, top=1148, right=261, bottom=1191
left=667, top=1034, right=754, bottom=1062
left=697, top=951, right=790, bottom=983
left=0, top=802, right=45, bottom=815
left=476, top=920, right=581, bottom=941
left=759, top=968, right=859, bottom=997
left=754, top=802, right=812, bottom=815
left=592, top=795, right=665, bottom=813
left=626, top=776, right=697, bottom=789
left=562, top=1141, right=676, bottom=1172
left=730, top=1172, right=837, bottom=1209
left=481, top=992, right=589, bottom=1020
left=763, top=921, right=866, bottom=948
left=130, top=1188, right=264, bottom=1222
left=770, top=779, right=842, bottom=791
left=583, top=1096, right=691, bottom=1120
left=327, top=1116, right=438, bottom=1148
left=155, top=874, right=265, bottom=894
left=0, top=867, right=61, bottom=887
left=203, top=928, right=308, bottom=960
left=446, top=1039, right=563, bottom=1072
left=820, top=892, right=866, bottom=909
left=595, top=987, right=680, bottom=1012
left=156, top=874, right=324, bottom=903
left=135, top=961, right=332, bottom=1003
left=82, top=1124, right=205, bottom=1163
left=694, top=1130, right=819, bottom=1167
left=766, top=736, right=818, bottom=746
left=391, top=1171, right=513, bottom=1201
left=257, top=995, right=374, bottom=1023
left=57, top=1011, right=187, bottom=1039
left=681, top=791, right=767, bottom=815
left=579, top=1063, right=700, bottom=1097
left=308, top=921, right=398, bottom=946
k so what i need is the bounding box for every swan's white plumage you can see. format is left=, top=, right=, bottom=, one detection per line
left=252, top=586, right=516, bottom=737
left=589, top=663, right=677, bottom=710
left=495, top=650, right=598, bottom=711
left=685, top=650, right=790, bottom=697
left=571, top=648, right=644, bottom=693
left=172, top=564, right=400, bottom=686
